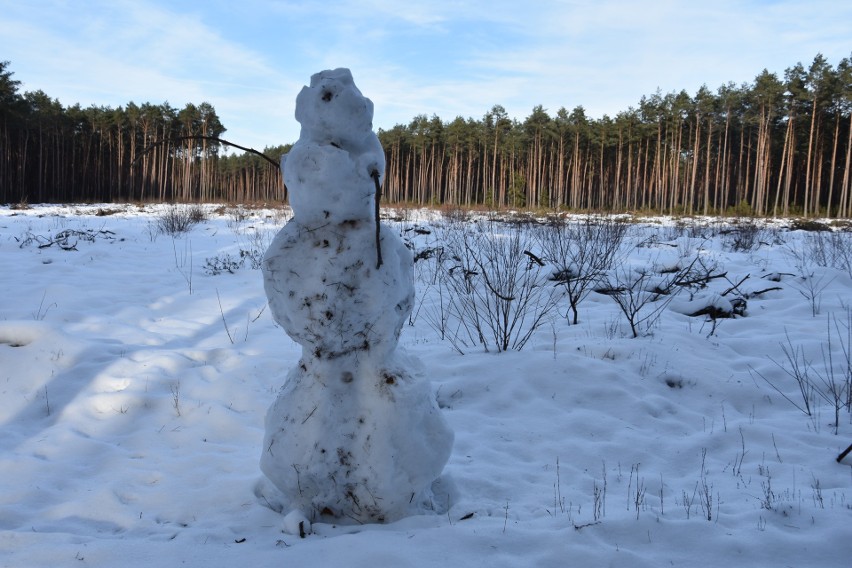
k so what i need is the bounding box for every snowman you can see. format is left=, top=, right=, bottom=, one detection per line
left=260, top=69, right=453, bottom=529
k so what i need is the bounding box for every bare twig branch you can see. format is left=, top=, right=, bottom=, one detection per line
left=134, top=136, right=281, bottom=169
left=216, top=289, right=235, bottom=344
left=371, top=169, right=383, bottom=269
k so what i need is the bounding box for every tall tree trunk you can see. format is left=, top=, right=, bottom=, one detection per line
left=804, top=96, right=818, bottom=216
left=839, top=113, right=852, bottom=218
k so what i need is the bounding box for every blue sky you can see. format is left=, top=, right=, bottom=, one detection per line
left=2, top=0, right=850, bottom=151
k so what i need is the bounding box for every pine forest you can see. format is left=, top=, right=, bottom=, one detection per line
left=2, top=54, right=851, bottom=217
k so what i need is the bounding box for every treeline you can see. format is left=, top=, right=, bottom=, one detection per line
left=379, top=53, right=852, bottom=218
left=0, top=60, right=286, bottom=204
left=2, top=55, right=852, bottom=217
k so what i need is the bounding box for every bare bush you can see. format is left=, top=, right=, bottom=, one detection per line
left=816, top=311, right=852, bottom=434
left=787, top=230, right=852, bottom=275
left=719, top=218, right=779, bottom=252
left=204, top=253, right=243, bottom=275
left=435, top=222, right=562, bottom=352
left=788, top=248, right=834, bottom=317
left=538, top=216, right=628, bottom=324
left=601, top=255, right=705, bottom=338
left=784, top=238, right=837, bottom=317
left=752, top=331, right=817, bottom=419
left=17, top=227, right=116, bottom=250
left=156, top=204, right=206, bottom=236
left=801, top=231, right=852, bottom=277
left=238, top=227, right=275, bottom=269
left=751, top=311, right=851, bottom=434
left=601, top=266, right=673, bottom=338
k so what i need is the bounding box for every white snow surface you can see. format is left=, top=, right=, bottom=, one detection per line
left=1, top=204, right=851, bottom=567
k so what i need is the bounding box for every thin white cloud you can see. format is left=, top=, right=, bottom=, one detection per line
left=1, top=0, right=850, bottom=149
left=1, top=0, right=298, bottom=144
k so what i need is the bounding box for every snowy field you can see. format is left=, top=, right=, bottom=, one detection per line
left=1, top=203, right=851, bottom=567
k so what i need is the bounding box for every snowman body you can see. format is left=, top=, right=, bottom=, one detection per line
left=261, top=69, right=453, bottom=523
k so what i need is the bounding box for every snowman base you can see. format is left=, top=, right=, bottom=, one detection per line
left=260, top=353, right=453, bottom=524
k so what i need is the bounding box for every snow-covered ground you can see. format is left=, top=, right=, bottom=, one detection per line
left=1, top=204, right=850, bottom=567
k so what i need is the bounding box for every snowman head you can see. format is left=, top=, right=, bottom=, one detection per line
left=295, top=68, right=375, bottom=152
